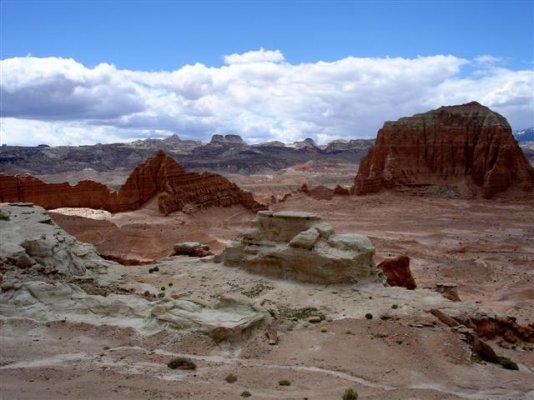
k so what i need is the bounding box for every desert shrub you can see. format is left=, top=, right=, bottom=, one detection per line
left=148, top=266, right=159, bottom=273
left=500, top=357, right=519, bottom=370
left=342, top=388, right=358, bottom=400
left=365, top=313, right=373, bottom=320
left=167, top=357, right=196, bottom=370
left=278, top=379, right=291, bottom=386
left=240, top=390, right=252, bottom=397
left=391, top=304, right=398, bottom=309
left=293, top=307, right=318, bottom=320
left=320, top=327, right=328, bottom=333
left=225, top=373, right=237, bottom=383
left=345, top=329, right=352, bottom=335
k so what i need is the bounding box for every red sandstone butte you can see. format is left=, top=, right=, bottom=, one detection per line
left=353, top=102, right=534, bottom=198
left=0, top=150, right=265, bottom=215
left=377, top=255, right=417, bottom=290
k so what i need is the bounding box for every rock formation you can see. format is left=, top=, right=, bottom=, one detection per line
left=222, top=210, right=381, bottom=283
left=173, top=242, right=213, bottom=257
left=353, top=102, right=534, bottom=198
left=0, top=150, right=265, bottom=215
left=377, top=255, right=417, bottom=290
left=0, top=204, right=268, bottom=341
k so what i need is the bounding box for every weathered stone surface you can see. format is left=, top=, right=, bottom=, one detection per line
left=222, top=211, right=381, bottom=283
left=377, top=255, right=417, bottom=290
left=0, top=150, right=265, bottom=215
left=173, top=242, right=213, bottom=257
left=0, top=205, right=268, bottom=341
left=0, top=204, right=115, bottom=278
left=353, top=102, right=534, bottom=198
left=435, top=283, right=461, bottom=302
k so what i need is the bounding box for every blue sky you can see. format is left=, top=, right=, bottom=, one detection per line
left=2, top=0, right=533, bottom=70
left=1, top=0, right=533, bottom=146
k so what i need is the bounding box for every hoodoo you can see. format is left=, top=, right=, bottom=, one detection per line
left=0, top=150, right=265, bottom=214
left=353, top=102, right=534, bottom=198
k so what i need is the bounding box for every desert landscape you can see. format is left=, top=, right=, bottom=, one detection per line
left=1, top=102, right=534, bottom=399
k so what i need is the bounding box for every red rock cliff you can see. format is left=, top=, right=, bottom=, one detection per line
left=0, top=150, right=265, bottom=214
left=353, top=102, right=534, bottom=198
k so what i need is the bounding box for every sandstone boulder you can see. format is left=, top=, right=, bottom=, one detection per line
left=353, top=102, right=534, bottom=198
left=377, top=255, right=417, bottom=290
left=173, top=242, right=213, bottom=257
left=222, top=211, right=381, bottom=284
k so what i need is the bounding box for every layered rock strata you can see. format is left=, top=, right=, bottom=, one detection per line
left=222, top=210, right=381, bottom=283
left=0, top=150, right=265, bottom=215
left=353, top=102, right=534, bottom=198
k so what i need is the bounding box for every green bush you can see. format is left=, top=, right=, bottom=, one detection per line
left=240, top=391, right=252, bottom=397
left=293, top=307, right=318, bottom=320
left=500, top=357, right=519, bottom=370
left=342, top=388, right=358, bottom=400
left=167, top=357, right=196, bottom=370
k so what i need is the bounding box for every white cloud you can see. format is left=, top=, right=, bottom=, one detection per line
left=223, top=48, right=285, bottom=65
left=0, top=51, right=532, bottom=146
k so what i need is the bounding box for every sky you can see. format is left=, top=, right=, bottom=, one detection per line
left=1, top=0, right=533, bottom=146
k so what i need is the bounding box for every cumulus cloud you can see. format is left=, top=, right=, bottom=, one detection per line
left=223, top=48, right=285, bottom=64
left=1, top=57, right=144, bottom=120
left=0, top=50, right=532, bottom=146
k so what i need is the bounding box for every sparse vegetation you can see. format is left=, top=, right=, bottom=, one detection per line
left=365, top=313, right=373, bottom=320
left=499, top=357, right=519, bottom=370
left=240, top=390, right=252, bottom=397
left=167, top=357, right=197, bottom=370
left=278, top=379, right=291, bottom=386
left=241, top=282, right=273, bottom=298
left=391, top=304, right=398, bottom=309
left=148, top=266, right=159, bottom=273
left=160, top=286, right=166, bottom=291
left=342, top=388, right=358, bottom=400
left=291, top=307, right=320, bottom=320
left=225, top=373, right=237, bottom=383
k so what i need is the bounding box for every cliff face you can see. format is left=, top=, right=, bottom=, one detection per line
left=353, top=102, right=534, bottom=198
left=0, top=150, right=265, bottom=214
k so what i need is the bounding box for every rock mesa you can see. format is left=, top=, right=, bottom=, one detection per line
left=0, top=150, right=265, bottom=214
left=353, top=102, right=534, bottom=198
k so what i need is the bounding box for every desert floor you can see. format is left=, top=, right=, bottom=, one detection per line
left=2, top=183, right=534, bottom=399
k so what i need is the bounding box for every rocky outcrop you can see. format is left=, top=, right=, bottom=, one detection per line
left=222, top=211, right=382, bottom=284
left=0, top=204, right=116, bottom=280
left=353, top=102, right=534, bottom=198
left=173, top=242, right=213, bottom=257
left=0, top=204, right=268, bottom=341
left=377, top=255, right=416, bottom=290
left=0, top=150, right=265, bottom=215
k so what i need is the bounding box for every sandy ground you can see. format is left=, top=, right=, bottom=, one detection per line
left=2, top=255, right=533, bottom=400
left=7, top=172, right=530, bottom=399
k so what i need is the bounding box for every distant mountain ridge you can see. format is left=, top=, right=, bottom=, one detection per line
left=514, top=127, right=534, bottom=142
left=0, top=134, right=374, bottom=175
